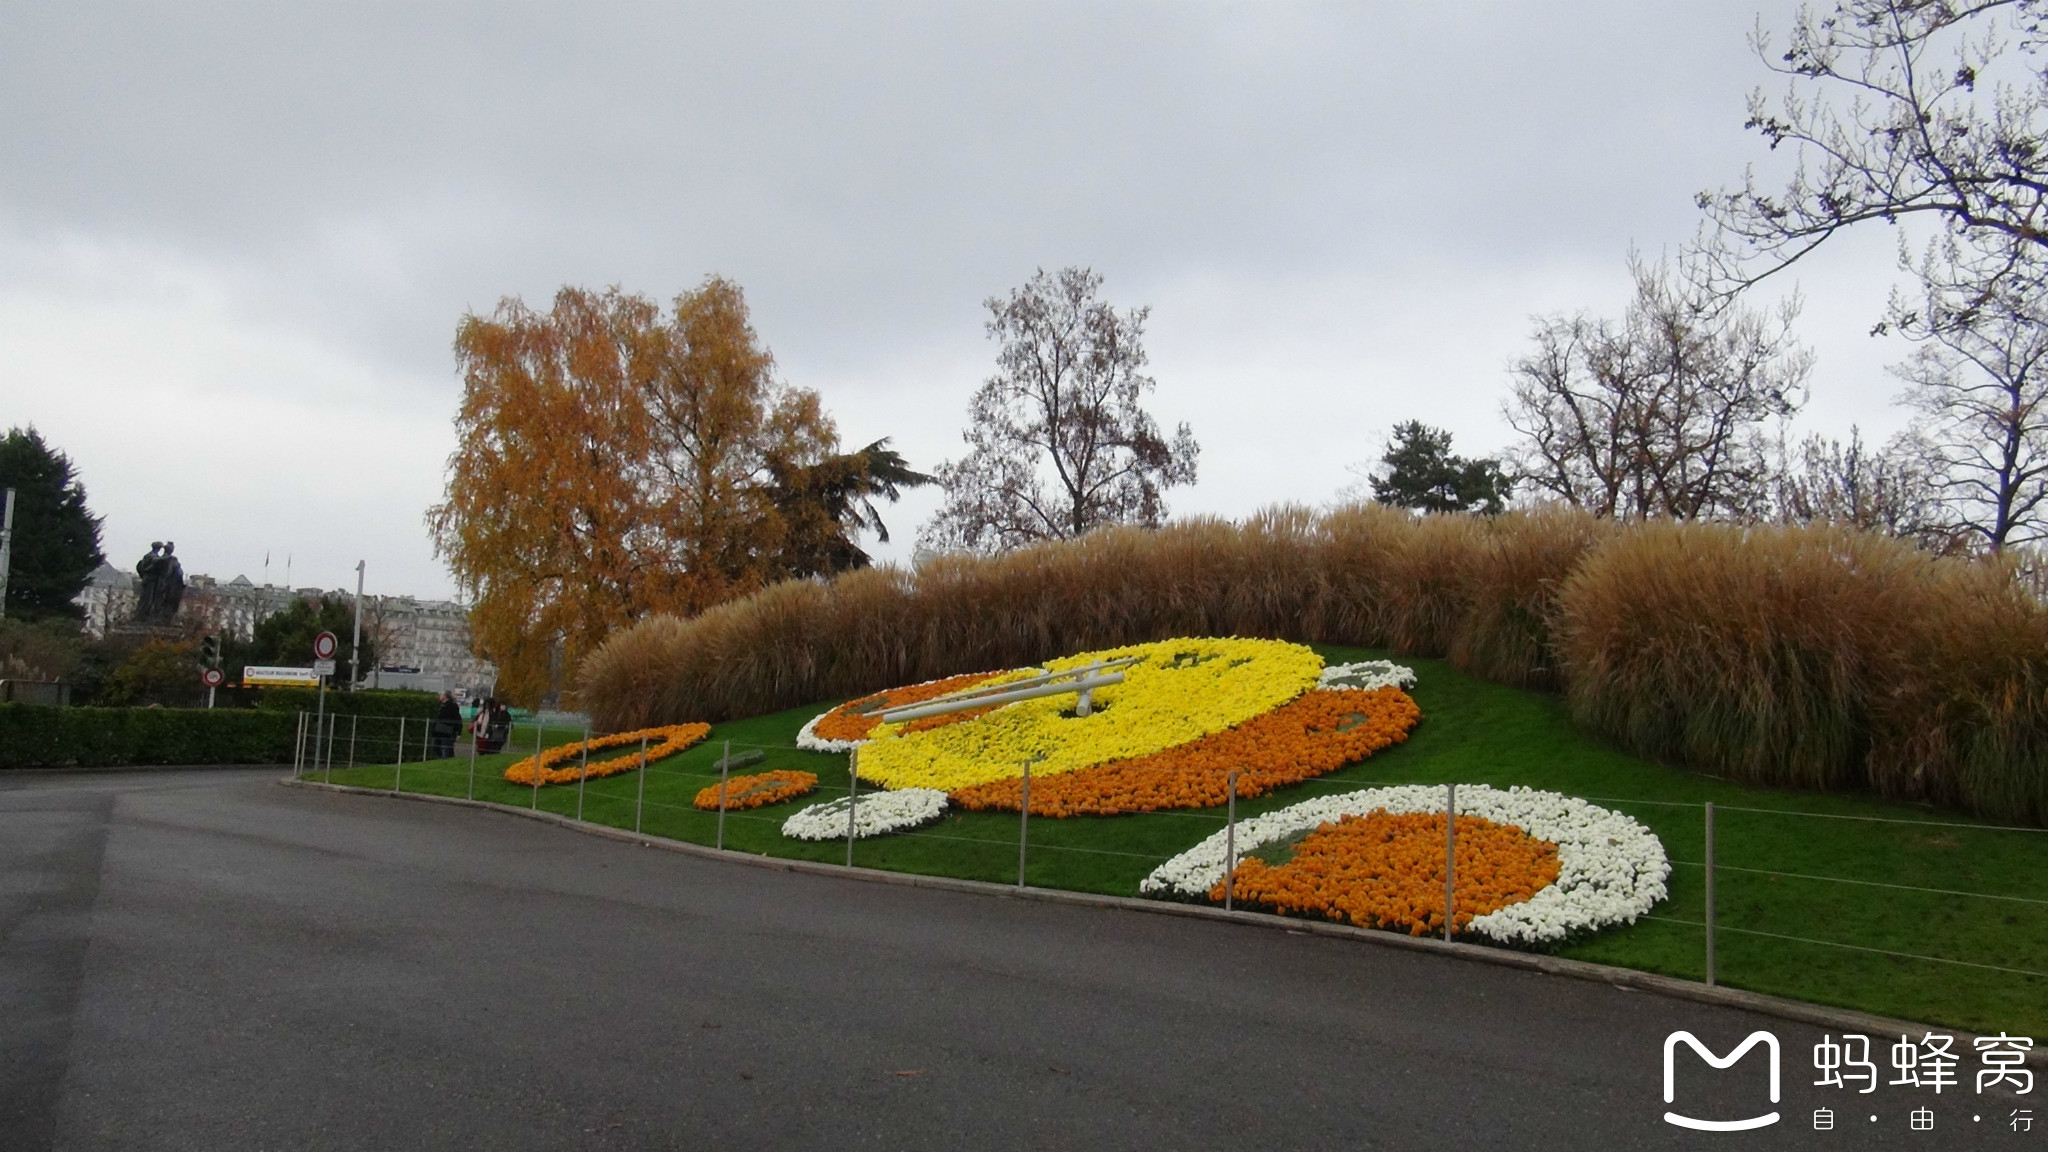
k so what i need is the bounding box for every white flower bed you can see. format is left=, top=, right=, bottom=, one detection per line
left=782, top=787, right=951, bottom=840
left=1317, top=660, right=1417, bottom=692
left=1139, top=784, right=1669, bottom=945
left=796, top=710, right=862, bottom=753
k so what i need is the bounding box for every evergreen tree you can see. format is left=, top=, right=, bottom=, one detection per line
left=1370, top=421, right=1511, bottom=515
left=0, top=427, right=105, bottom=621
left=249, top=595, right=374, bottom=685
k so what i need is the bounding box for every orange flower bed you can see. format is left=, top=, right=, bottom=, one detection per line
left=950, top=687, right=1421, bottom=816
left=1219, top=811, right=1561, bottom=936
left=502, top=723, right=711, bottom=787
left=808, top=671, right=1005, bottom=742
left=693, top=770, right=818, bottom=810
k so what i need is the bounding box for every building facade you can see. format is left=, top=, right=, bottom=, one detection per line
left=363, top=595, right=497, bottom=695
left=73, top=567, right=497, bottom=694
left=75, top=563, right=136, bottom=637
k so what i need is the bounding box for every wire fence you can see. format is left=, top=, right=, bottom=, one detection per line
left=296, top=711, right=2048, bottom=1031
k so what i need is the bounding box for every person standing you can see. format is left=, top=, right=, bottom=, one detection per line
left=470, top=696, right=494, bottom=753
left=431, top=691, right=461, bottom=758
left=486, top=701, right=513, bottom=755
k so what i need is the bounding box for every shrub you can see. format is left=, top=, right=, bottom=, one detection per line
left=0, top=704, right=298, bottom=768
left=579, top=503, right=1582, bottom=727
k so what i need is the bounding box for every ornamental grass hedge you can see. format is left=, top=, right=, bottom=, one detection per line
left=0, top=703, right=298, bottom=769
left=579, top=503, right=2048, bottom=825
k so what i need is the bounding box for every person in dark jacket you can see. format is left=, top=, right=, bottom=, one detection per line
left=430, top=692, right=462, bottom=758
left=485, top=701, right=513, bottom=755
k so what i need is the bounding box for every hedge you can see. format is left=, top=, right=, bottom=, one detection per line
left=253, top=687, right=442, bottom=721
left=0, top=703, right=299, bottom=769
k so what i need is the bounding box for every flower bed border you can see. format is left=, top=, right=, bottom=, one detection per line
left=1141, top=784, right=1671, bottom=946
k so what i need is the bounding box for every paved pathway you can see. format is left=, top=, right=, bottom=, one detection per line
left=0, top=769, right=2024, bottom=1150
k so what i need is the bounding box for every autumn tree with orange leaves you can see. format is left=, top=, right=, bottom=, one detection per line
left=430, top=277, right=927, bottom=706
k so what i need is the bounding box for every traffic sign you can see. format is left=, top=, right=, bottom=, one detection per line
left=312, top=658, right=337, bottom=676
left=201, top=667, right=225, bottom=688
left=243, top=665, right=319, bottom=687
left=312, top=631, right=338, bottom=660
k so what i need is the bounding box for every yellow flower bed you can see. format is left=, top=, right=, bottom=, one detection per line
left=854, top=637, right=1323, bottom=792
left=503, top=723, right=711, bottom=786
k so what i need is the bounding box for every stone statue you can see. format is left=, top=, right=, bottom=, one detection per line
left=132, top=541, right=186, bottom=624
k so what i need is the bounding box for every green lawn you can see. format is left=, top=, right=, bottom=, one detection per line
left=317, top=645, right=2048, bottom=1036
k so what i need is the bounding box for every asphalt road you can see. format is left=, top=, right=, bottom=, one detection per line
left=0, top=769, right=2029, bottom=1151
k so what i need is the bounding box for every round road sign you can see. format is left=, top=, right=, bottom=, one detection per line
left=201, top=667, right=225, bottom=688
left=312, top=631, right=339, bottom=660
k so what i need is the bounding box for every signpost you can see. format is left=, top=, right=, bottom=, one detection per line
left=0, top=487, right=14, bottom=619
left=312, top=632, right=338, bottom=778
left=198, top=634, right=223, bottom=708
left=349, top=560, right=364, bottom=692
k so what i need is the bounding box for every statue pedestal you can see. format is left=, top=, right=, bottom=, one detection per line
left=103, top=621, right=187, bottom=645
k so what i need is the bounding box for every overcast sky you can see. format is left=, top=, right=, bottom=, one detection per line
left=2, top=1, right=1921, bottom=601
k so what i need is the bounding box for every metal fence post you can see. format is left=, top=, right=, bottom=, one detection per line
left=575, top=723, right=589, bottom=822
left=716, top=739, right=731, bottom=850
left=1704, top=801, right=1716, bottom=987
left=1444, top=782, right=1457, bottom=942
left=466, top=719, right=477, bottom=800
left=530, top=720, right=544, bottom=810
left=393, top=716, right=403, bottom=796
left=634, top=735, right=647, bottom=834
left=324, top=713, right=335, bottom=784
left=845, top=748, right=859, bottom=867
left=347, top=714, right=358, bottom=770
left=1018, top=762, right=1031, bottom=889
left=293, top=711, right=305, bottom=777
left=1225, top=770, right=1238, bottom=911
left=396, top=717, right=405, bottom=770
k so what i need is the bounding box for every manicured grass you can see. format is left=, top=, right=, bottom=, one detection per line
left=319, top=646, right=2047, bottom=1036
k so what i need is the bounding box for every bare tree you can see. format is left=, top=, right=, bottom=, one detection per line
left=1889, top=261, right=2048, bottom=549
left=1697, top=0, right=2048, bottom=304
left=1504, top=259, right=1811, bottom=519
left=920, top=267, right=1199, bottom=554
left=1774, top=426, right=1948, bottom=541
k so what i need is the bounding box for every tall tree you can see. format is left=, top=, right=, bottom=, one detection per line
left=1504, top=259, right=1810, bottom=520
left=430, top=278, right=917, bottom=705
left=246, top=595, right=374, bottom=686
left=1363, top=421, right=1511, bottom=515
left=1697, top=0, right=2048, bottom=305
left=0, top=426, right=105, bottom=622
left=921, top=267, right=1199, bottom=554
left=1698, top=1, right=2048, bottom=549
left=1889, top=265, right=2048, bottom=549
left=768, top=440, right=933, bottom=578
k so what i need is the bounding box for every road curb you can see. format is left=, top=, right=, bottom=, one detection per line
left=283, top=776, right=2044, bottom=1066
left=2, top=762, right=292, bottom=777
